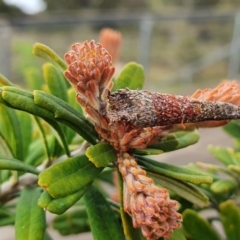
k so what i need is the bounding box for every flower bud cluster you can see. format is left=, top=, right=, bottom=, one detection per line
left=64, top=41, right=166, bottom=150
left=95, top=123, right=164, bottom=152
left=191, top=80, right=240, bottom=106
left=64, top=41, right=182, bottom=239
left=189, top=81, right=240, bottom=128
left=118, top=152, right=182, bottom=240
left=99, top=28, right=122, bottom=64
left=64, top=40, right=115, bottom=112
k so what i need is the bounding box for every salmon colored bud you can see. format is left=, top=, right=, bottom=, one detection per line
left=99, top=28, right=122, bottom=64
left=118, top=153, right=182, bottom=240
left=64, top=40, right=115, bottom=111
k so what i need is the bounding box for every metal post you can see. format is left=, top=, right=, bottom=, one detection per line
left=0, top=19, right=11, bottom=78
left=228, top=12, right=240, bottom=79
left=138, top=14, right=154, bottom=76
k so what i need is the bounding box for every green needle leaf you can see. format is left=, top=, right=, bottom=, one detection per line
left=220, top=200, right=240, bottom=240
left=0, top=73, right=14, bottom=87
left=137, top=156, right=213, bottom=184
left=83, top=185, right=125, bottom=240
left=3, top=88, right=68, bottom=159
left=0, top=216, right=15, bottom=227
left=15, top=187, right=46, bottom=240
left=149, top=172, right=209, bottom=208
left=34, top=116, right=52, bottom=161
left=113, top=62, right=145, bottom=91
left=17, top=111, right=32, bottom=160
left=2, top=106, right=24, bottom=160
left=0, top=158, right=39, bottom=175
left=133, top=148, right=164, bottom=155
left=143, top=130, right=199, bottom=154
left=228, top=164, right=240, bottom=174
left=33, top=43, right=67, bottom=71
left=52, top=208, right=90, bottom=235
left=86, top=143, right=117, bottom=167
left=43, top=63, right=68, bottom=102
left=24, top=67, right=43, bottom=91
left=34, top=90, right=97, bottom=144
left=39, top=117, right=70, bottom=157
left=24, top=137, right=52, bottom=167
left=0, top=105, right=15, bottom=157
left=0, top=133, right=13, bottom=158
left=210, top=179, right=238, bottom=194
left=1, top=86, right=54, bottom=119
left=208, top=145, right=239, bottom=166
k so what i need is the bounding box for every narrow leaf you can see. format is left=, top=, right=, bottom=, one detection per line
left=114, top=62, right=145, bottom=90
left=0, top=169, right=11, bottom=183
left=64, top=89, right=82, bottom=144
left=170, top=228, right=186, bottom=240
left=208, top=145, right=237, bottom=166
left=0, top=215, right=15, bottom=227
left=228, top=164, right=240, bottom=174
left=43, top=232, right=53, bottom=240
left=223, top=120, right=240, bottom=139
left=149, top=172, right=209, bottom=207
left=38, top=186, right=90, bottom=214
left=0, top=73, right=14, bottom=86
left=34, top=116, right=52, bottom=161
left=0, top=135, right=13, bottom=158
left=195, top=162, right=233, bottom=176
left=33, top=90, right=97, bottom=144
left=33, top=43, right=67, bottom=71
left=0, top=158, right=39, bottom=175
left=2, top=83, right=75, bottom=153
left=43, top=63, right=68, bottom=102
left=2, top=85, right=85, bottom=151
left=148, top=130, right=199, bottom=153
left=210, top=179, right=238, bottom=194
left=42, top=63, right=75, bottom=145
left=0, top=91, right=68, bottom=159
left=25, top=136, right=54, bottom=167
left=52, top=209, right=90, bottom=235
left=2, top=106, right=24, bottom=160
left=86, top=143, right=117, bottom=167
left=0, top=216, right=15, bottom=226
left=40, top=117, right=70, bottom=157
left=183, top=209, right=221, bottom=240
left=1, top=86, right=54, bottom=119
left=17, top=111, right=32, bottom=159
left=24, top=67, right=43, bottom=90
left=137, top=156, right=212, bottom=184
left=84, top=185, right=125, bottom=240
left=38, top=154, right=103, bottom=198
left=15, top=187, right=46, bottom=240
left=97, top=168, right=114, bottom=185
left=133, top=148, right=164, bottom=155
left=220, top=200, right=240, bottom=240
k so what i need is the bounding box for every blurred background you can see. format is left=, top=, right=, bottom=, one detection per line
left=1, top=0, right=240, bottom=94
left=0, top=0, right=240, bottom=239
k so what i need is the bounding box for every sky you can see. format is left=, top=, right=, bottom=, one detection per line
left=3, top=0, right=46, bottom=14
